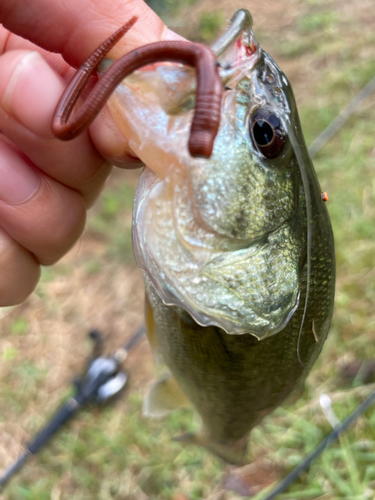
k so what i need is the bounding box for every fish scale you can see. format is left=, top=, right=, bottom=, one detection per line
left=47, top=7, right=335, bottom=465
left=106, top=10, right=335, bottom=463
left=144, top=230, right=334, bottom=463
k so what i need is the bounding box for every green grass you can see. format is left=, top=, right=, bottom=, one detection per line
left=198, top=11, right=225, bottom=43
left=10, top=318, right=29, bottom=337
left=144, top=0, right=199, bottom=23
left=87, top=179, right=136, bottom=263
left=2, top=0, right=375, bottom=498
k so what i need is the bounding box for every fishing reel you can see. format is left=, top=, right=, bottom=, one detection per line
left=73, top=330, right=128, bottom=404
left=0, top=326, right=145, bottom=489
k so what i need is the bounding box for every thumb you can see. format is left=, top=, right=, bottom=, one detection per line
left=0, top=0, right=182, bottom=68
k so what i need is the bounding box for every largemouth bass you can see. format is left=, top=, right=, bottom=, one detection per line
left=106, top=10, right=335, bottom=463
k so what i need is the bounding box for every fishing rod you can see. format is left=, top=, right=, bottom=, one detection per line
left=309, top=75, right=375, bottom=159
left=0, top=325, right=145, bottom=490
left=262, top=389, right=375, bottom=500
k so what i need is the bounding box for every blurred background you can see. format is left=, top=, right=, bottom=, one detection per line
left=1, top=0, right=375, bottom=498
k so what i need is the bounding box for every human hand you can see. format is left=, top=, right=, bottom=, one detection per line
left=0, top=0, right=181, bottom=306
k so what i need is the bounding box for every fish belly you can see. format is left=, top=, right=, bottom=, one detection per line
left=144, top=274, right=328, bottom=462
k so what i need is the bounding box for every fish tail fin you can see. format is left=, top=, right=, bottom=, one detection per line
left=172, top=432, right=248, bottom=465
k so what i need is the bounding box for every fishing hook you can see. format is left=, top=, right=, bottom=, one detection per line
left=51, top=17, right=223, bottom=159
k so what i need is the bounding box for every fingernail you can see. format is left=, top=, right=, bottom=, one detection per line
left=0, top=139, right=40, bottom=204
left=89, top=107, right=144, bottom=168
left=112, top=152, right=144, bottom=169
left=1, top=51, right=63, bottom=138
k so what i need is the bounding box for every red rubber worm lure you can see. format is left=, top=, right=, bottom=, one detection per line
left=51, top=17, right=223, bottom=159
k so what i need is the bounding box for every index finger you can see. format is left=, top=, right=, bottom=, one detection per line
left=0, top=0, right=184, bottom=170
left=0, top=0, right=175, bottom=68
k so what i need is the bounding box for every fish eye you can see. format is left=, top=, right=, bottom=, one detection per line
left=250, top=110, right=286, bottom=159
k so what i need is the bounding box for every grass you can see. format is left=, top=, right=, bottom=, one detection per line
left=197, top=11, right=225, bottom=43
left=144, top=0, right=199, bottom=25
left=87, top=175, right=137, bottom=264
left=2, top=0, right=375, bottom=498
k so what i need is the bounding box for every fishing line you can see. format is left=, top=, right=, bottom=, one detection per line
left=289, top=72, right=375, bottom=367
left=284, top=121, right=312, bottom=368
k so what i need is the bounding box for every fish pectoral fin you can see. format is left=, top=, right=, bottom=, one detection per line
left=145, top=292, right=160, bottom=360
left=172, top=432, right=248, bottom=465
left=143, top=374, right=191, bottom=418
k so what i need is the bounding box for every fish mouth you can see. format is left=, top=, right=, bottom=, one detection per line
left=129, top=27, right=300, bottom=339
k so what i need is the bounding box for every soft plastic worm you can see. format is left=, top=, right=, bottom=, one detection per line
left=52, top=17, right=223, bottom=158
